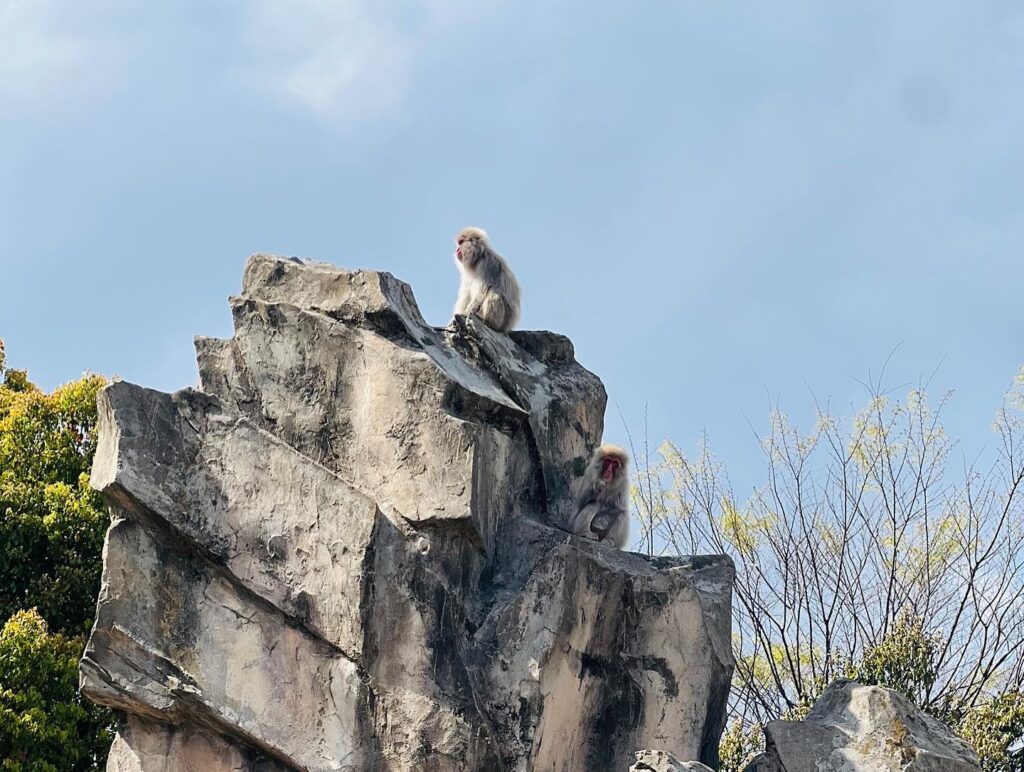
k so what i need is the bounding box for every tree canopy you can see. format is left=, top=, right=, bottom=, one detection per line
left=0, top=339, right=111, bottom=771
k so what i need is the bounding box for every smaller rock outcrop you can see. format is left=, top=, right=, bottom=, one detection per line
left=745, top=680, right=981, bottom=772
left=630, top=749, right=713, bottom=771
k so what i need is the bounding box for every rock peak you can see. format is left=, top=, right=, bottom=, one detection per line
left=81, top=256, right=735, bottom=770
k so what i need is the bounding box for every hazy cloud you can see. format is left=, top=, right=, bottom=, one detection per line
left=241, top=0, right=417, bottom=125
left=240, top=0, right=509, bottom=126
left=1, top=0, right=87, bottom=101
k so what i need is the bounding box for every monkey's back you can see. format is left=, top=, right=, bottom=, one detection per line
left=473, top=248, right=520, bottom=332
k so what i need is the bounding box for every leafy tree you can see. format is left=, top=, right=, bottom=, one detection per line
left=855, top=613, right=939, bottom=708
left=630, top=367, right=1024, bottom=770
left=0, top=610, right=112, bottom=771
left=718, top=718, right=763, bottom=772
left=958, top=691, right=1024, bottom=772
left=0, top=339, right=112, bottom=770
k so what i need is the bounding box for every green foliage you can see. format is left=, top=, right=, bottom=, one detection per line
left=0, top=344, right=30, bottom=396
left=958, top=692, right=1024, bottom=772
left=854, top=613, right=938, bottom=705
left=0, top=341, right=112, bottom=770
left=719, top=719, right=762, bottom=772
left=0, top=610, right=113, bottom=771
left=0, top=363, right=108, bottom=634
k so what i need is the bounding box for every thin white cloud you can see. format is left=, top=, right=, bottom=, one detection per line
left=282, top=30, right=409, bottom=120
left=241, top=0, right=508, bottom=126
left=0, top=0, right=104, bottom=107
left=242, top=0, right=413, bottom=125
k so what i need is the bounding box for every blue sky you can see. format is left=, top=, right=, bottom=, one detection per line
left=2, top=1, right=1022, bottom=495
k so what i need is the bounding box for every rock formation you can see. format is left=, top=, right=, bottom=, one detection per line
left=80, top=255, right=735, bottom=771
left=631, top=750, right=713, bottom=772
left=745, top=681, right=981, bottom=772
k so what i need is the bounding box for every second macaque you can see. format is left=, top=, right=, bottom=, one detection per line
left=569, top=444, right=630, bottom=549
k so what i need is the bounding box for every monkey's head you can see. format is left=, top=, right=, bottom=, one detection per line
left=454, top=227, right=488, bottom=265
left=595, top=444, right=629, bottom=483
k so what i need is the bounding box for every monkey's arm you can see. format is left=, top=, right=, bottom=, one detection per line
left=574, top=482, right=600, bottom=512
left=569, top=502, right=599, bottom=539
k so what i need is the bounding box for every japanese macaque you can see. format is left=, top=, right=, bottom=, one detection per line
left=569, top=444, right=630, bottom=549
left=452, top=227, right=521, bottom=333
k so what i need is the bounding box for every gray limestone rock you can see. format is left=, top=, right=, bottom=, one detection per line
left=105, top=716, right=290, bottom=772
left=81, top=254, right=735, bottom=771
left=630, top=750, right=714, bottom=771
left=747, top=680, right=981, bottom=772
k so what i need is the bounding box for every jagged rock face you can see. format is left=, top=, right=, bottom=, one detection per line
left=81, top=255, right=735, bottom=771
left=746, top=681, right=981, bottom=772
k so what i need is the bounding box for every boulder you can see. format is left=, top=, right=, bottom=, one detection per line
left=81, top=254, right=735, bottom=770
left=631, top=749, right=714, bottom=771
left=746, top=680, right=981, bottom=772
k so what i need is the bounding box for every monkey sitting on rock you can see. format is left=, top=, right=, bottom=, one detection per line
left=452, top=227, right=521, bottom=333
left=569, top=445, right=630, bottom=549
left=450, top=229, right=627, bottom=546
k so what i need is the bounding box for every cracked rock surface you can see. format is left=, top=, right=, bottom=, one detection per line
left=745, top=681, right=981, bottom=772
left=81, top=254, right=735, bottom=771
left=630, top=749, right=714, bottom=771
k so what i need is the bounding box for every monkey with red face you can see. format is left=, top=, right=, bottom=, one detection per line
left=452, top=227, right=521, bottom=333
left=569, top=444, right=630, bottom=549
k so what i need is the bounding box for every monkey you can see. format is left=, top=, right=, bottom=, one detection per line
left=452, top=227, right=521, bottom=333
left=569, top=444, right=630, bottom=549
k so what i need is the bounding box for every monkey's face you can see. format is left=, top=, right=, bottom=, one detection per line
left=600, top=455, right=622, bottom=482
left=454, top=228, right=487, bottom=265
left=454, top=234, right=480, bottom=265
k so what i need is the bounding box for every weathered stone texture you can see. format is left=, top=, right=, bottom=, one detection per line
left=745, top=680, right=981, bottom=772
left=630, top=750, right=714, bottom=772
left=81, top=254, right=735, bottom=771
left=105, top=716, right=290, bottom=772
